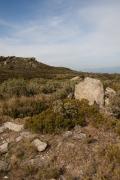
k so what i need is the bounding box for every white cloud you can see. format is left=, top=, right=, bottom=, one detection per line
left=0, top=0, right=120, bottom=69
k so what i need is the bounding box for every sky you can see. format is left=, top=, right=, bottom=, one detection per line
left=0, top=0, right=120, bottom=70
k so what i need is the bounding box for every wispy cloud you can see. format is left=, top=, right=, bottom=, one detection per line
left=0, top=0, right=120, bottom=69
left=0, top=19, right=18, bottom=29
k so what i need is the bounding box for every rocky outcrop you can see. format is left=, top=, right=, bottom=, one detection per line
left=74, top=77, right=104, bottom=107
left=105, top=87, right=116, bottom=106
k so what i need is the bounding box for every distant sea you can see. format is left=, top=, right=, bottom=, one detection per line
left=81, top=67, right=120, bottom=74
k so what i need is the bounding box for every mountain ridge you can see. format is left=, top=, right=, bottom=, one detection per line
left=0, top=56, right=77, bottom=83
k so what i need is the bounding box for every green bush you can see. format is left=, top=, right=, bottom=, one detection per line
left=2, top=96, right=47, bottom=118
left=41, top=83, right=56, bottom=94
left=0, top=78, right=30, bottom=98
left=25, top=98, right=106, bottom=134
left=25, top=99, right=90, bottom=133
left=27, top=78, right=47, bottom=95
left=54, top=81, right=75, bottom=99
left=25, top=109, right=75, bottom=133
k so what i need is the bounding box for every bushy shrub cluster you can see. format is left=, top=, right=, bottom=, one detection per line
left=0, top=78, right=75, bottom=99
left=0, top=79, right=28, bottom=98
left=38, top=166, right=62, bottom=179
left=106, top=145, right=120, bottom=163
left=1, top=96, right=48, bottom=118
left=53, top=81, right=75, bottom=99
left=0, top=78, right=40, bottom=98
left=25, top=99, right=104, bottom=133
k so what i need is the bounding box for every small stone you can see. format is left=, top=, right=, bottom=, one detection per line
left=33, top=139, right=47, bottom=152
left=4, top=122, right=23, bottom=132
left=73, top=133, right=86, bottom=140
left=16, top=136, right=22, bottom=142
left=3, top=176, right=9, bottom=179
left=0, top=142, right=8, bottom=153
left=63, top=131, right=73, bottom=138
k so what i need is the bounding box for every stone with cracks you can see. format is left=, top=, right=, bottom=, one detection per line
left=74, top=77, right=104, bottom=107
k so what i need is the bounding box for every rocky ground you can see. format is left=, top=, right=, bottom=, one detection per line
left=0, top=118, right=120, bottom=180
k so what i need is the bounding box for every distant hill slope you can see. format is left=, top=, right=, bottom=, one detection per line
left=0, top=56, right=77, bottom=82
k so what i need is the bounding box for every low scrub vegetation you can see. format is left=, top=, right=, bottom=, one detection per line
left=25, top=99, right=105, bottom=133
left=0, top=96, right=48, bottom=118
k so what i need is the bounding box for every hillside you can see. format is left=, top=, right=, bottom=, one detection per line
left=0, top=56, right=77, bottom=83
left=0, top=57, right=120, bottom=179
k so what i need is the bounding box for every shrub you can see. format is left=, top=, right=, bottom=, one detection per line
left=41, top=83, right=56, bottom=94
left=101, top=144, right=120, bottom=163
left=1, top=96, right=47, bottom=118
left=115, top=121, right=120, bottom=135
left=0, top=78, right=28, bottom=98
left=25, top=99, right=90, bottom=133
left=54, top=81, right=75, bottom=99
left=25, top=109, right=75, bottom=133
left=25, top=98, right=108, bottom=134
left=27, top=78, right=47, bottom=95
left=38, top=166, right=62, bottom=179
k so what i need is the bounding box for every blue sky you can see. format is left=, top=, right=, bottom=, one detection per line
left=0, top=0, right=120, bottom=70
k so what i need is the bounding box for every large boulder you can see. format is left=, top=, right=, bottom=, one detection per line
left=74, top=77, right=104, bottom=107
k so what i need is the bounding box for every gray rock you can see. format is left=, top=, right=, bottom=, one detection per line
left=33, top=139, right=47, bottom=152
left=0, top=126, right=5, bottom=133
left=71, top=76, right=81, bottom=81
left=16, top=136, right=22, bottom=142
left=105, top=87, right=116, bottom=106
left=3, top=176, right=9, bottom=179
left=4, top=122, right=23, bottom=132
left=0, top=142, right=8, bottom=154
left=105, top=87, right=116, bottom=97
left=63, top=131, right=73, bottom=138
left=74, top=77, right=104, bottom=107
left=73, top=132, right=87, bottom=140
